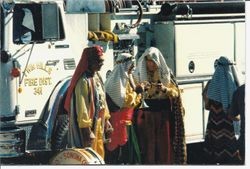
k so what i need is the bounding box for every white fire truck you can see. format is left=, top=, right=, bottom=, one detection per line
left=0, top=0, right=245, bottom=164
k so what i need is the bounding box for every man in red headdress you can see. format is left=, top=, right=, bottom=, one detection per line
left=64, top=45, right=113, bottom=159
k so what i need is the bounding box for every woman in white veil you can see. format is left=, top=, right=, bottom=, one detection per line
left=133, top=47, right=186, bottom=164
left=104, top=53, right=141, bottom=164
left=133, top=47, right=171, bottom=86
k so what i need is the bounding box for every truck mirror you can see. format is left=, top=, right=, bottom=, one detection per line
left=13, top=2, right=65, bottom=44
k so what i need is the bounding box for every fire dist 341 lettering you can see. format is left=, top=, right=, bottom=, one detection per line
left=23, top=63, right=53, bottom=95
left=24, top=77, right=52, bottom=95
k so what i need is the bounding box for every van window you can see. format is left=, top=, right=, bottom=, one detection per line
left=13, top=7, right=34, bottom=44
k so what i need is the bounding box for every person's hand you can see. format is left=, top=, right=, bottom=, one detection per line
left=104, top=120, right=113, bottom=143
left=156, top=82, right=167, bottom=92
left=156, top=82, right=163, bottom=90
left=135, top=82, right=150, bottom=93
left=143, top=82, right=151, bottom=91
left=135, top=84, right=144, bottom=93
left=105, top=120, right=113, bottom=133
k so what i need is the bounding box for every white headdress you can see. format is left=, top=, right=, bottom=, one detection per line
left=133, top=47, right=171, bottom=85
left=105, top=53, right=134, bottom=108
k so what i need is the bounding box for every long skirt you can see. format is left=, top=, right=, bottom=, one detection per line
left=105, top=124, right=141, bottom=164
left=105, top=108, right=141, bottom=164
left=135, top=109, right=174, bottom=164
left=203, top=110, right=241, bottom=164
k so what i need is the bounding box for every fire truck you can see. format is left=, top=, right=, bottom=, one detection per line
left=0, top=0, right=245, bottom=164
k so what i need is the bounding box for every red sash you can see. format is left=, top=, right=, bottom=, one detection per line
left=106, top=108, right=134, bottom=151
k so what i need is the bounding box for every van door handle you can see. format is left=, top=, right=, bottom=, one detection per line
left=46, top=60, right=59, bottom=66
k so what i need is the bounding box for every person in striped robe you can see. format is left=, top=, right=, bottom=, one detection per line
left=202, top=56, right=242, bottom=164
left=64, top=45, right=113, bottom=160
left=104, top=53, right=142, bottom=164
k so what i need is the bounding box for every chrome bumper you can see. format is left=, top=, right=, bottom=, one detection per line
left=0, top=128, right=25, bottom=158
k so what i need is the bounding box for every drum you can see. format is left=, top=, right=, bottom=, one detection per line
left=50, top=147, right=105, bottom=165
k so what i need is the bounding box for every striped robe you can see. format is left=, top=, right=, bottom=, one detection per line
left=203, top=56, right=241, bottom=164
left=203, top=107, right=241, bottom=164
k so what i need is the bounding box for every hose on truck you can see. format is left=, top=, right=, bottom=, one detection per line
left=105, top=0, right=143, bottom=29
